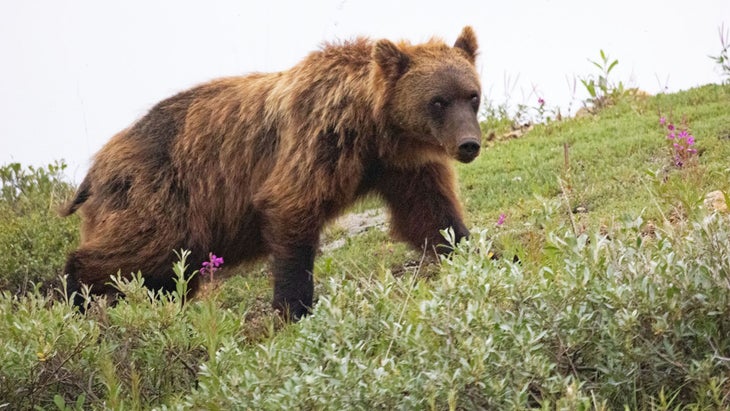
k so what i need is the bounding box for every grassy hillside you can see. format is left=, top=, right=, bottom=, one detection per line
left=1, top=84, right=729, bottom=409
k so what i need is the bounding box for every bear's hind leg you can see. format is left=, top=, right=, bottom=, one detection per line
left=63, top=250, right=87, bottom=311
left=63, top=248, right=123, bottom=312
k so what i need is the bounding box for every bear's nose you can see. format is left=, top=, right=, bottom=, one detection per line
left=457, top=139, right=480, bottom=163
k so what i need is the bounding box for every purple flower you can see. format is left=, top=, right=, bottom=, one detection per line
left=662, top=114, right=698, bottom=169
left=200, top=253, right=224, bottom=277
left=496, top=213, right=506, bottom=226
left=537, top=97, right=545, bottom=106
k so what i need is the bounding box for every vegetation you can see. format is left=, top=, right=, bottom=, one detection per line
left=0, top=161, right=78, bottom=295
left=1, top=72, right=730, bottom=408
left=710, top=23, right=730, bottom=84
left=579, top=49, right=624, bottom=112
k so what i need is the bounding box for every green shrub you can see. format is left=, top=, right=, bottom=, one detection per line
left=0, top=162, right=79, bottom=294
left=3, top=211, right=728, bottom=409
left=176, top=215, right=730, bottom=410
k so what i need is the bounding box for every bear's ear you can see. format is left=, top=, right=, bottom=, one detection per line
left=373, top=39, right=411, bottom=82
left=453, top=26, right=478, bottom=64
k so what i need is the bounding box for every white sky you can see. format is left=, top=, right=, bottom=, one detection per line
left=1, top=0, right=728, bottom=183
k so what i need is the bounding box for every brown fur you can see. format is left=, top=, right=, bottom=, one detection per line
left=63, top=27, right=483, bottom=320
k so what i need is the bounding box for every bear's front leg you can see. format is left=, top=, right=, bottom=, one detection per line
left=257, top=196, right=322, bottom=321
left=270, top=243, right=316, bottom=321
left=376, top=162, right=470, bottom=254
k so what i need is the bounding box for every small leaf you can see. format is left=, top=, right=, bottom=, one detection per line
left=431, top=326, right=447, bottom=336
left=53, top=395, right=67, bottom=411
left=75, top=394, right=86, bottom=409
left=587, top=82, right=597, bottom=98
left=607, top=59, right=619, bottom=74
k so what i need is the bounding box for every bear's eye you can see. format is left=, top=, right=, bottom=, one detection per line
left=429, top=97, right=448, bottom=117
left=470, top=94, right=480, bottom=112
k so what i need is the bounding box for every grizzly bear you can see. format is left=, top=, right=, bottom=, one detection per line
left=62, top=26, right=482, bottom=320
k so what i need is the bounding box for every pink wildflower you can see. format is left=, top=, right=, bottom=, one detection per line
left=660, top=113, right=697, bottom=169
left=496, top=213, right=506, bottom=226
left=200, top=253, right=224, bottom=278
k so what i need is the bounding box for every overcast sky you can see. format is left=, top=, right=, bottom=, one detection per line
left=1, top=0, right=728, bottom=183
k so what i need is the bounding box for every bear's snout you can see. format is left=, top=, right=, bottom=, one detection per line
left=457, top=138, right=481, bottom=163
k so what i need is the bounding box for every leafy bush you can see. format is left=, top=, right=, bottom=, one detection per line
left=0, top=253, right=235, bottom=410
left=175, top=215, right=730, bottom=410
left=0, top=162, right=79, bottom=294
left=0, top=211, right=730, bottom=409
left=6, top=211, right=727, bottom=409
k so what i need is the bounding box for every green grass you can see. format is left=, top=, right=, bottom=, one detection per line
left=1, top=84, right=729, bottom=409
left=463, top=85, right=730, bottom=224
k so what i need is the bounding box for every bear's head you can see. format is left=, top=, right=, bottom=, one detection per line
left=373, top=26, right=482, bottom=164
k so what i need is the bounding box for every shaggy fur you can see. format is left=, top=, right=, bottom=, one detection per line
left=63, top=27, right=483, bottom=320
